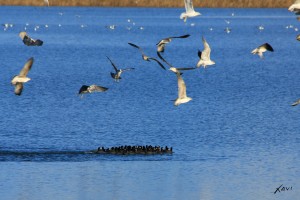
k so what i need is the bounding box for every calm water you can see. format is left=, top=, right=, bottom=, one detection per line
left=0, top=6, right=299, bottom=200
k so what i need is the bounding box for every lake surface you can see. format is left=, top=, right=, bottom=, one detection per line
left=0, top=6, right=299, bottom=200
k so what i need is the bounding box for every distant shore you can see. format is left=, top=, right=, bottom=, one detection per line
left=0, top=0, right=295, bottom=8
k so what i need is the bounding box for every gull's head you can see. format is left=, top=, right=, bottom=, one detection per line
left=169, top=67, right=177, bottom=73
left=297, top=34, right=300, bottom=41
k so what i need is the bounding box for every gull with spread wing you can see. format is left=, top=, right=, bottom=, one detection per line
left=251, top=43, right=274, bottom=58
left=107, top=56, right=134, bottom=81
left=196, top=36, right=215, bottom=68
left=180, top=0, right=201, bottom=22
left=11, top=57, right=34, bottom=96
left=288, top=0, right=300, bottom=15
left=156, top=34, right=190, bottom=53
left=157, top=52, right=195, bottom=106
left=78, top=85, right=108, bottom=97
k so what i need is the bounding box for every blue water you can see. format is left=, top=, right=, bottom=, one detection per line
left=0, top=6, right=299, bottom=199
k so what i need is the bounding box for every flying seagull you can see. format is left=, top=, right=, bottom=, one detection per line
left=297, top=34, right=300, bottom=41
left=44, top=0, right=49, bottom=6
left=19, top=32, right=43, bottom=46
left=291, top=99, right=300, bottom=106
left=180, top=0, right=201, bottom=22
left=11, top=57, right=34, bottom=96
left=196, top=36, right=215, bottom=68
left=251, top=43, right=274, bottom=58
left=128, top=42, right=166, bottom=70
left=78, top=85, right=108, bottom=97
left=288, top=0, right=300, bottom=15
left=170, top=68, right=193, bottom=106
left=106, top=56, right=134, bottom=81
left=157, top=52, right=194, bottom=106
left=156, top=34, right=190, bottom=53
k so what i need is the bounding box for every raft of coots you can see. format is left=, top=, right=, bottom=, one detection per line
left=94, top=145, right=173, bottom=155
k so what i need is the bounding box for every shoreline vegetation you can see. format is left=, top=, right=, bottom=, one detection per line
left=0, top=0, right=295, bottom=8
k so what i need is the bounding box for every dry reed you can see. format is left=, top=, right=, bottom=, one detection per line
left=0, top=0, right=295, bottom=8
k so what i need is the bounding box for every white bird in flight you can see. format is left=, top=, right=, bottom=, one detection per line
left=251, top=43, right=274, bottom=59
left=157, top=52, right=195, bottom=106
left=288, top=0, right=300, bottom=15
left=196, top=36, right=215, bottom=68
left=78, top=85, right=108, bottom=97
left=180, top=0, right=201, bottom=22
left=170, top=68, right=193, bottom=106
left=156, top=34, right=190, bottom=53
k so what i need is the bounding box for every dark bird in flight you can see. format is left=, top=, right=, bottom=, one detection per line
left=128, top=42, right=166, bottom=70
left=106, top=56, right=134, bottom=81
left=19, top=32, right=43, bottom=46
left=251, top=43, right=274, bottom=58
left=156, top=34, right=190, bottom=53
left=78, top=85, right=108, bottom=97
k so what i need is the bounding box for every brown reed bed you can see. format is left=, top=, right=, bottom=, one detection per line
left=0, top=0, right=294, bottom=8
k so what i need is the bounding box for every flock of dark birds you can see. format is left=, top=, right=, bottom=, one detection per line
left=91, top=145, right=173, bottom=155
left=10, top=0, right=300, bottom=107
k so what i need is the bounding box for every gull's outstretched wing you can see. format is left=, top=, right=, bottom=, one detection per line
left=185, top=0, right=195, bottom=13
left=106, top=56, right=118, bottom=72
left=176, top=67, right=196, bottom=71
left=19, top=57, right=34, bottom=76
left=288, top=0, right=300, bottom=13
left=14, top=82, right=23, bottom=96
left=128, top=42, right=148, bottom=58
left=177, top=72, right=187, bottom=99
left=89, top=85, right=108, bottom=92
left=170, top=34, right=190, bottom=39
left=260, top=43, right=274, bottom=52
left=157, top=52, right=173, bottom=68
left=128, top=42, right=144, bottom=53
left=128, top=42, right=141, bottom=50
left=121, top=68, right=135, bottom=72
left=157, top=34, right=190, bottom=45
left=78, top=85, right=89, bottom=94
left=44, top=0, right=49, bottom=6
left=201, top=37, right=211, bottom=61
left=148, top=57, right=166, bottom=70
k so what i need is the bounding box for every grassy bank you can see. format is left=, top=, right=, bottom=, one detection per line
left=0, top=0, right=294, bottom=8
